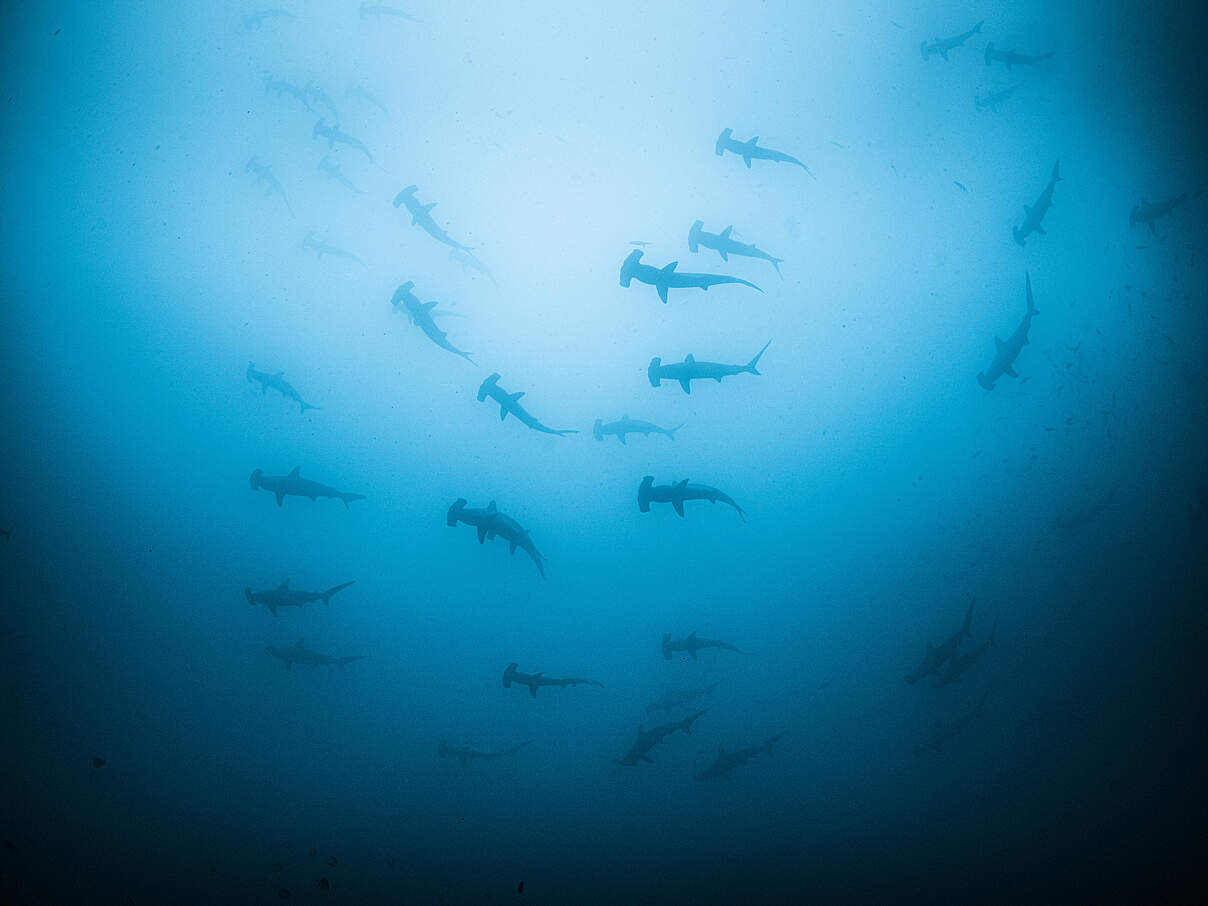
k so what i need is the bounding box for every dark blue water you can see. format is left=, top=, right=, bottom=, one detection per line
left=2, top=1, right=1205, bottom=903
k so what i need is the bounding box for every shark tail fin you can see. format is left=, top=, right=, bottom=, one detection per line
left=1051, top=160, right=1062, bottom=183
left=323, top=580, right=356, bottom=604
left=771, top=257, right=783, bottom=277
left=963, top=597, right=976, bottom=638
left=338, top=656, right=364, bottom=668
left=665, top=423, right=684, bottom=440
left=340, top=492, right=366, bottom=508
left=299, top=401, right=320, bottom=414
left=746, top=339, right=773, bottom=374
left=1025, top=272, right=1039, bottom=316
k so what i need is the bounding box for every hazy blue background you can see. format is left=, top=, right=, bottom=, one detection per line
left=1, top=1, right=1205, bottom=902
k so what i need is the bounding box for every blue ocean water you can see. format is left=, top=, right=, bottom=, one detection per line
left=1, top=1, right=1205, bottom=903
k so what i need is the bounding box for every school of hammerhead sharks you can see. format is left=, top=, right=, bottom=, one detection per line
left=235, top=8, right=1190, bottom=775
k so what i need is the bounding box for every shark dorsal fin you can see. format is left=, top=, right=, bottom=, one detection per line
left=660, top=261, right=678, bottom=278
left=295, top=639, right=304, bottom=648
left=421, top=202, right=436, bottom=213
left=685, top=354, right=695, bottom=364
left=288, top=466, right=301, bottom=478
left=533, top=672, right=543, bottom=678
left=721, top=225, right=733, bottom=240
left=676, top=479, right=690, bottom=489
left=747, top=136, right=759, bottom=147
left=487, top=501, right=497, bottom=513
left=279, top=579, right=290, bottom=589
left=509, top=391, right=525, bottom=402
left=689, top=630, right=697, bottom=639
left=422, top=301, right=439, bottom=311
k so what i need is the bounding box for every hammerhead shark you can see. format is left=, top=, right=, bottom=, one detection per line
left=620, top=249, right=761, bottom=303
left=920, top=20, right=983, bottom=61
left=392, top=185, right=473, bottom=252
left=661, top=631, right=746, bottom=660
left=715, top=128, right=812, bottom=175
left=449, top=249, right=498, bottom=285
left=640, top=478, right=747, bottom=522
left=978, top=273, right=1039, bottom=390
left=263, top=75, right=310, bottom=110
left=688, top=221, right=783, bottom=276
left=915, top=688, right=991, bottom=754
left=303, top=83, right=339, bottom=123
left=246, top=362, right=319, bottom=413
left=985, top=44, right=1053, bottom=71
left=316, top=156, right=365, bottom=194
left=250, top=467, right=366, bottom=508
left=932, top=621, right=997, bottom=687
left=646, top=682, right=720, bottom=714
left=438, top=740, right=532, bottom=768
left=975, top=83, right=1021, bottom=112
left=243, top=8, right=295, bottom=30
left=265, top=639, right=363, bottom=670
left=346, top=83, right=389, bottom=116
left=1013, top=160, right=1061, bottom=246
left=648, top=340, right=771, bottom=394
left=477, top=373, right=577, bottom=437
left=245, top=157, right=293, bottom=217
left=359, top=2, right=418, bottom=22
left=390, top=282, right=472, bottom=361
left=905, top=599, right=975, bottom=684
left=696, top=732, right=785, bottom=780
left=447, top=499, right=546, bottom=578
left=502, top=663, right=604, bottom=698
left=303, top=232, right=363, bottom=265
left=1130, top=194, right=1187, bottom=234
left=312, top=118, right=373, bottom=162
left=245, top=579, right=356, bottom=617
left=593, top=415, right=682, bottom=444
left=616, top=709, right=709, bottom=766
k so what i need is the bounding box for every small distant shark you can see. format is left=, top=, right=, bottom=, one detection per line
left=502, top=663, right=604, bottom=698
left=688, top=221, right=783, bottom=276
left=346, top=83, right=389, bottom=116
left=392, top=185, right=473, bottom=252
left=245, top=579, right=356, bottom=617
left=246, top=362, right=320, bottom=413
left=646, top=682, right=720, bottom=714
left=303, top=232, right=363, bottom=265
left=312, top=118, right=373, bottom=162
left=640, top=478, right=747, bottom=523
left=438, top=739, right=532, bottom=768
left=359, top=2, right=418, bottom=22
left=390, top=282, right=473, bottom=362
left=0, top=528, right=11, bottom=541
left=715, top=128, right=812, bottom=175
left=905, top=598, right=975, bottom=684
left=447, top=499, right=547, bottom=578
left=661, top=631, right=745, bottom=660
left=620, top=250, right=762, bottom=303
left=1130, top=194, right=1187, bottom=234
left=592, top=415, right=682, bottom=444
left=985, top=44, right=1053, bottom=71
left=245, top=157, right=293, bottom=217
left=978, top=273, right=1039, bottom=390
left=915, top=688, right=991, bottom=754
left=477, top=373, right=577, bottom=437
left=303, top=83, right=340, bottom=123
left=933, top=621, right=997, bottom=687
left=263, top=75, right=310, bottom=110
left=974, top=83, right=1021, bottom=112
left=448, top=249, right=498, bottom=286
left=243, top=8, right=295, bottom=30
left=265, top=639, right=363, bottom=670
left=1013, top=160, right=1061, bottom=246
left=616, top=709, right=709, bottom=766
left=317, top=156, right=365, bottom=194
left=250, top=466, right=365, bottom=508
left=920, top=20, right=983, bottom=61
left=696, top=732, right=785, bottom=780
left=648, top=340, right=772, bottom=394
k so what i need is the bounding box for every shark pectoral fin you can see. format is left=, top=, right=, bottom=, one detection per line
left=1036, top=225, right=1046, bottom=234
left=672, top=499, right=685, bottom=517
left=509, top=541, right=517, bottom=554
left=268, top=604, right=277, bottom=617
left=742, top=154, right=752, bottom=168
left=679, top=379, right=691, bottom=394
left=500, top=406, right=508, bottom=421
left=275, top=491, right=285, bottom=507
left=1004, top=366, right=1019, bottom=378
left=618, top=434, right=626, bottom=444
left=529, top=685, right=537, bottom=698
left=476, top=526, right=487, bottom=543
left=719, top=250, right=728, bottom=261
left=688, top=648, right=697, bottom=659
left=657, top=284, right=669, bottom=304
left=688, top=631, right=697, bottom=638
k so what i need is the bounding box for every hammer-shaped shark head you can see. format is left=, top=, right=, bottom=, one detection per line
left=688, top=220, right=704, bottom=253
left=592, top=419, right=604, bottom=441
left=502, top=663, right=519, bottom=688
left=619, top=249, right=643, bottom=287
left=249, top=469, right=264, bottom=490
left=447, top=498, right=468, bottom=527
left=477, top=373, right=502, bottom=402
left=715, top=128, right=733, bottom=156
